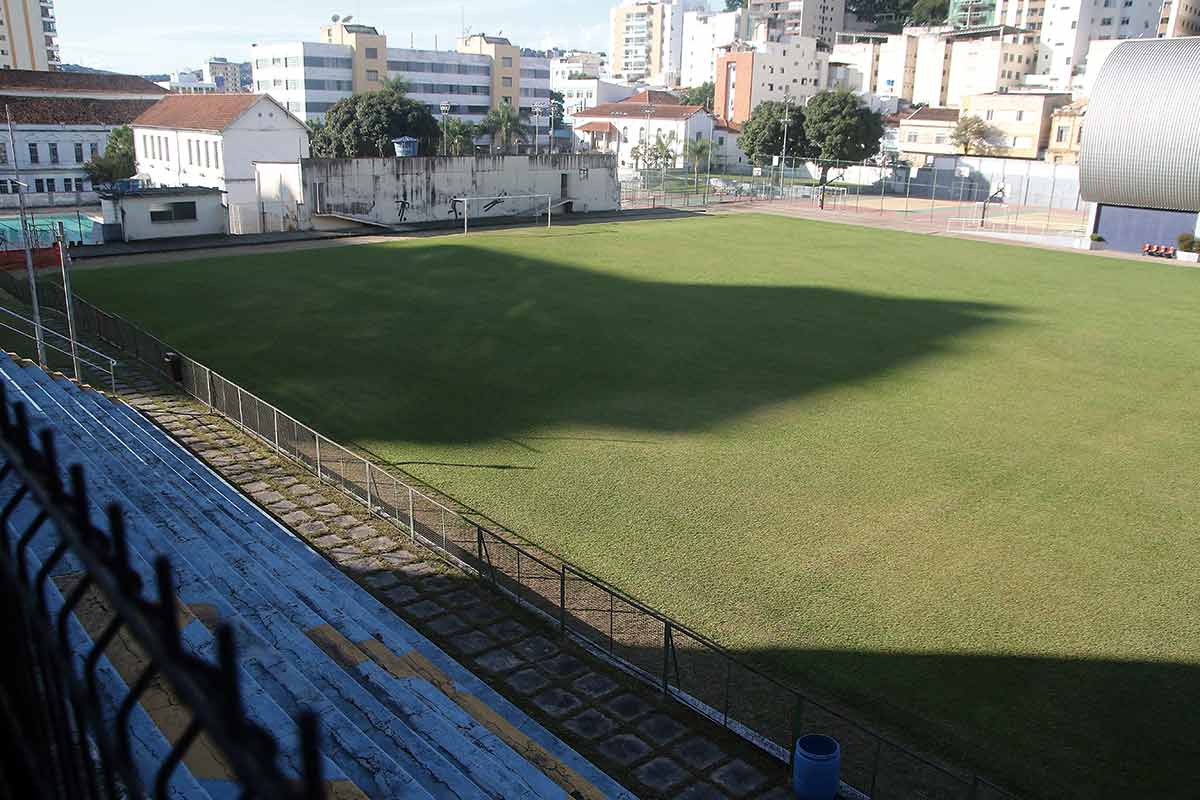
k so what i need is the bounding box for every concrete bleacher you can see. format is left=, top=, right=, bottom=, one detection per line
left=0, top=355, right=633, bottom=800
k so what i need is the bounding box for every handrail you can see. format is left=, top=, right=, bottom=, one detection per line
left=0, top=305, right=118, bottom=393
left=0, top=304, right=116, bottom=365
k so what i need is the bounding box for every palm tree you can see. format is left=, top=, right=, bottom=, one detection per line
left=482, top=104, right=530, bottom=154
left=442, top=118, right=479, bottom=156
left=684, top=137, right=712, bottom=191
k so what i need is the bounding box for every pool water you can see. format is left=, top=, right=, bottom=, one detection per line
left=0, top=212, right=100, bottom=247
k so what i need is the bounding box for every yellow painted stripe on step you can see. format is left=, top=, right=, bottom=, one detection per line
left=358, top=639, right=609, bottom=800
left=326, top=779, right=371, bottom=799
left=306, top=623, right=371, bottom=668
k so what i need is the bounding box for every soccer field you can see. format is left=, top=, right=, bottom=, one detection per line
left=72, top=215, right=1200, bottom=798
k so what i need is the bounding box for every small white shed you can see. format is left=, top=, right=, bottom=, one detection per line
left=99, top=187, right=226, bottom=242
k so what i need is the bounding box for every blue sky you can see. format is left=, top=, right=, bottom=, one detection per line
left=55, top=0, right=675, bottom=74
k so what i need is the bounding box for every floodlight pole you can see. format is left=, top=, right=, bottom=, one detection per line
left=55, top=221, right=80, bottom=381
left=440, top=101, right=451, bottom=156
left=7, top=105, right=44, bottom=366
left=779, top=94, right=792, bottom=200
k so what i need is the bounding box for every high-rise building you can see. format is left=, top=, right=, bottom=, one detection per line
left=1036, top=0, right=1160, bottom=92
left=747, top=0, right=846, bottom=45
left=680, top=8, right=747, bottom=88
left=609, top=0, right=684, bottom=85
left=714, top=37, right=829, bottom=125
left=1157, top=0, right=1200, bottom=36
left=1, top=0, right=60, bottom=71
left=550, top=51, right=607, bottom=83
left=204, top=58, right=251, bottom=93
left=250, top=24, right=550, bottom=143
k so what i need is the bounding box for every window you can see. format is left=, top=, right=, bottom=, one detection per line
left=149, top=201, right=198, bottom=223
left=74, top=142, right=83, bottom=162
left=366, top=69, right=378, bottom=81
left=204, top=141, right=210, bottom=168
left=214, top=143, right=220, bottom=170
left=34, top=178, right=44, bottom=192
left=162, top=137, right=168, bottom=161
left=187, top=140, right=193, bottom=165
left=89, top=143, right=98, bottom=158
left=502, top=76, right=512, bottom=87
left=934, top=133, right=947, bottom=144
left=1056, top=125, right=1067, bottom=142
left=28, top=142, right=38, bottom=163
left=621, top=126, right=628, bottom=143
left=364, top=47, right=378, bottom=59
left=0, top=143, right=6, bottom=164
left=985, top=109, right=995, bottom=120
left=286, top=79, right=299, bottom=90
left=1120, top=16, right=1130, bottom=23
left=48, top=142, right=58, bottom=163
left=285, top=56, right=299, bottom=67
left=1101, top=16, right=1113, bottom=23
left=906, top=130, right=918, bottom=142
left=0, top=181, right=8, bottom=194
left=1015, top=110, right=1024, bottom=121
left=73, top=178, right=84, bottom=191
left=501, top=56, right=513, bottom=67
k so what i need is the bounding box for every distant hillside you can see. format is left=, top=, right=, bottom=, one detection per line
left=58, top=64, right=116, bottom=74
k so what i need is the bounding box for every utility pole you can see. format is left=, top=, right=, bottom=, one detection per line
left=779, top=95, right=792, bottom=200
left=6, top=105, right=44, bottom=366
left=55, top=222, right=79, bottom=381
left=440, top=101, right=451, bottom=156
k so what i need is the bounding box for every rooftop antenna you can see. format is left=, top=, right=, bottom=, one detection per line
left=331, top=13, right=339, bottom=22
left=342, top=14, right=353, bottom=23
left=461, top=5, right=465, bottom=38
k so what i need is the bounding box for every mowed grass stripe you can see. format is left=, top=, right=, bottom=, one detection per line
left=72, top=215, right=1200, bottom=798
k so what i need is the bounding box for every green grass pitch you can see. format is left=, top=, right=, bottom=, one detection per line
left=71, top=214, right=1200, bottom=798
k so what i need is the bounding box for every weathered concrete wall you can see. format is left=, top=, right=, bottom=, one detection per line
left=299, top=154, right=619, bottom=227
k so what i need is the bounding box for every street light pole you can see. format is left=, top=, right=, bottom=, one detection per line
left=55, top=222, right=79, bottom=382
left=779, top=94, right=792, bottom=200
left=6, top=105, right=44, bottom=366
left=439, top=101, right=451, bottom=156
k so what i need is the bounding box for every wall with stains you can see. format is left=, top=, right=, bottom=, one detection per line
left=292, top=154, right=619, bottom=228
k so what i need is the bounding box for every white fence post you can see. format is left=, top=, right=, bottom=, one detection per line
left=365, top=460, right=372, bottom=510
left=315, top=434, right=321, bottom=480
left=408, top=486, right=415, bottom=540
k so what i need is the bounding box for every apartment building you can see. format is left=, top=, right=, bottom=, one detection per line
left=944, top=26, right=1039, bottom=105
left=1157, top=0, right=1200, bottom=35
left=554, top=77, right=633, bottom=125
left=204, top=58, right=251, bottom=93
left=550, top=51, right=607, bottom=83
left=714, top=38, right=829, bottom=125
left=747, top=0, right=846, bottom=44
left=610, top=0, right=684, bottom=85
left=913, top=30, right=954, bottom=105
left=680, top=8, right=746, bottom=88
left=897, top=106, right=960, bottom=160
left=0, top=70, right=166, bottom=208
left=1, top=0, right=60, bottom=71
left=831, top=33, right=884, bottom=95
left=960, top=91, right=1070, bottom=157
left=250, top=23, right=550, bottom=133
left=1036, top=0, right=1160, bottom=91
left=156, top=71, right=218, bottom=94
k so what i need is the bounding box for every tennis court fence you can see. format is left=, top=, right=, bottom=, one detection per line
left=0, top=267, right=1021, bottom=800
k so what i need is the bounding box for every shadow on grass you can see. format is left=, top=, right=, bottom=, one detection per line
left=203, top=243, right=1013, bottom=445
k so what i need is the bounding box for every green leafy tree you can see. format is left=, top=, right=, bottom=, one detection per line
left=441, top=117, right=479, bottom=156
left=678, top=82, right=715, bottom=111
left=482, top=103, right=530, bottom=154
left=951, top=114, right=991, bottom=155
left=737, top=101, right=807, bottom=165
left=911, top=0, right=950, bottom=22
left=82, top=125, right=135, bottom=185
left=648, top=131, right=678, bottom=170
left=803, top=89, right=884, bottom=207
left=724, top=0, right=747, bottom=9
left=683, top=136, right=712, bottom=190
left=308, top=81, right=439, bottom=158
left=549, top=90, right=566, bottom=131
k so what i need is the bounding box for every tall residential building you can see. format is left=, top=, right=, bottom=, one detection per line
left=714, top=37, right=829, bottom=125
left=1, top=0, right=60, bottom=71
left=747, top=0, right=846, bottom=45
left=550, top=51, right=607, bottom=83
left=1037, top=0, right=1160, bottom=91
left=609, top=0, right=684, bottom=85
left=250, top=24, right=550, bottom=134
left=204, top=58, right=251, bottom=92
left=944, top=25, right=1038, bottom=105
left=680, top=8, right=746, bottom=88
left=1157, top=0, right=1200, bottom=36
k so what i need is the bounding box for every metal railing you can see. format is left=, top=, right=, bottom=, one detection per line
left=0, top=304, right=118, bottom=393
left=946, top=217, right=1089, bottom=238
left=0, top=383, right=324, bottom=800
left=0, top=268, right=1021, bottom=800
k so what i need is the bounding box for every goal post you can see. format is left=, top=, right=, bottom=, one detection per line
left=455, top=193, right=553, bottom=235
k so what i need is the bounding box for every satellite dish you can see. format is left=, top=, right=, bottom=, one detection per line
left=331, top=14, right=339, bottom=21
left=343, top=14, right=353, bottom=22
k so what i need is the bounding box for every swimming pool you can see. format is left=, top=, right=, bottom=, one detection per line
left=0, top=211, right=100, bottom=248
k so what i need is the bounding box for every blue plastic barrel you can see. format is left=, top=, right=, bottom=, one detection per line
left=793, top=734, right=841, bottom=800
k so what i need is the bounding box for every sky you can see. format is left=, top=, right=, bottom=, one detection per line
left=54, top=0, right=675, bottom=75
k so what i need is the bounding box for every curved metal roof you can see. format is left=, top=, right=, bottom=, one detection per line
left=1079, top=37, right=1200, bottom=212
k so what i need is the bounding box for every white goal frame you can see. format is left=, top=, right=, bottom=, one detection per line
left=455, top=193, right=553, bottom=235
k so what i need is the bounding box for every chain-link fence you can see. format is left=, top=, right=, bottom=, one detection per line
left=0, top=268, right=1022, bottom=800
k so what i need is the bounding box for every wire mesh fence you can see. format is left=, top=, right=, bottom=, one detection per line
left=0, top=267, right=1023, bottom=800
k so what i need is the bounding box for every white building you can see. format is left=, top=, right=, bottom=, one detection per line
left=572, top=90, right=716, bottom=170
left=680, top=8, right=746, bottom=88
left=554, top=77, right=634, bottom=125
left=388, top=49, right=496, bottom=127
left=99, top=187, right=226, bottom=242
left=131, top=94, right=309, bottom=211
left=550, top=51, right=608, bottom=83
left=156, top=71, right=219, bottom=94
left=747, top=0, right=846, bottom=44
left=250, top=42, right=355, bottom=120
left=0, top=70, right=167, bottom=209
left=1036, top=0, right=1160, bottom=91
left=944, top=26, right=1039, bottom=105
left=609, top=0, right=685, bottom=85
left=1, top=0, right=60, bottom=71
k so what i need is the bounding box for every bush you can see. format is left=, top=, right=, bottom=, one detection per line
left=1178, top=233, right=1198, bottom=253
left=1090, top=233, right=1105, bottom=242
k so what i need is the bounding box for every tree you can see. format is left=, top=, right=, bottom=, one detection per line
left=951, top=115, right=992, bottom=155
left=82, top=125, right=135, bottom=186
left=441, top=118, right=479, bottom=156
left=911, top=0, right=950, bottom=23
left=482, top=103, right=530, bottom=153
left=683, top=136, right=712, bottom=190
left=549, top=90, right=566, bottom=131
left=678, top=82, right=715, bottom=112
left=308, top=81, right=439, bottom=158
left=737, top=100, right=807, bottom=165
left=724, top=0, right=747, bottom=9
left=803, top=89, right=884, bottom=207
